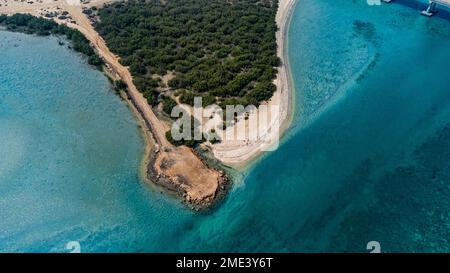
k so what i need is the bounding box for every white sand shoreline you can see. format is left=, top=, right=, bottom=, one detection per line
left=1, top=0, right=228, bottom=209
left=0, top=0, right=298, bottom=172
left=210, top=0, right=297, bottom=169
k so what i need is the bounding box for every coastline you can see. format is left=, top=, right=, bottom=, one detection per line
left=82, top=11, right=229, bottom=210
left=209, top=0, right=297, bottom=169
left=0, top=0, right=296, bottom=209
left=0, top=0, right=227, bottom=210
left=243, top=0, right=298, bottom=171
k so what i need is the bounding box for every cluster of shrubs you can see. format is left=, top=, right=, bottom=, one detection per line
left=95, top=0, right=280, bottom=109
left=0, top=13, right=103, bottom=68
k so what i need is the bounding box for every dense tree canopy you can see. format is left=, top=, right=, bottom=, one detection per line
left=95, top=0, right=280, bottom=107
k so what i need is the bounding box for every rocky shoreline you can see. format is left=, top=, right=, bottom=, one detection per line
left=109, top=64, right=231, bottom=211
left=0, top=0, right=289, bottom=211
left=146, top=144, right=230, bottom=211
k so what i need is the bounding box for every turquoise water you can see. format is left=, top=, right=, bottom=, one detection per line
left=1, top=0, right=450, bottom=252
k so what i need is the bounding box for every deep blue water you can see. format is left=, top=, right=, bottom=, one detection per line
left=1, top=0, right=449, bottom=252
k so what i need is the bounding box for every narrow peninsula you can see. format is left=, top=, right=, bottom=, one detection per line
left=0, top=0, right=294, bottom=209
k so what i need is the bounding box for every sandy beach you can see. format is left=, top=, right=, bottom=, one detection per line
left=0, top=0, right=296, bottom=206
left=209, top=0, right=296, bottom=168
left=0, top=0, right=229, bottom=210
